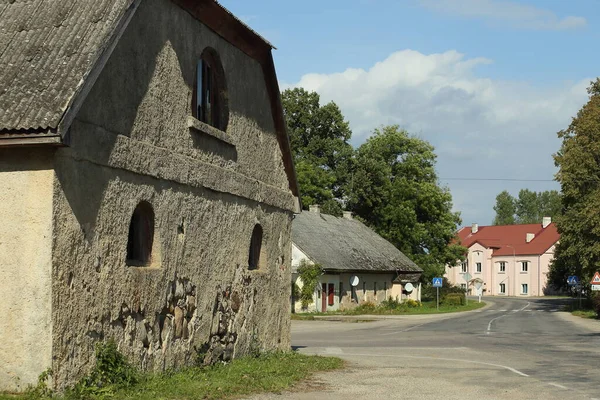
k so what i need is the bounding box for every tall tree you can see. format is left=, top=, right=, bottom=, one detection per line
left=492, top=189, right=561, bottom=225
left=282, top=88, right=354, bottom=212
left=347, top=125, right=465, bottom=281
left=551, top=78, right=600, bottom=287
left=515, top=189, right=540, bottom=224
left=493, top=191, right=516, bottom=225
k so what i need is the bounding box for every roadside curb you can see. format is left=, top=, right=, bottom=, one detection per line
left=308, top=300, right=492, bottom=322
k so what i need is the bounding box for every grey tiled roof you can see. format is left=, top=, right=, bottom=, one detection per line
left=0, top=0, right=135, bottom=133
left=292, top=211, right=423, bottom=274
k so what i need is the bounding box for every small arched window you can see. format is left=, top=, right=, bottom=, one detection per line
left=193, top=48, right=228, bottom=131
left=126, top=201, right=155, bottom=266
left=248, top=224, right=264, bottom=270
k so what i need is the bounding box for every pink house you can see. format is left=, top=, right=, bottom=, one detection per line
left=445, top=218, right=559, bottom=297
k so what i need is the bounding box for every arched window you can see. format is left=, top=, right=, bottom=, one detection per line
left=248, top=224, right=264, bottom=270
left=126, top=201, right=155, bottom=266
left=193, top=47, right=228, bottom=131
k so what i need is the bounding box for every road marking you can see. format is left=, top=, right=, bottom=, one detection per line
left=548, top=382, right=568, bottom=390
left=341, top=353, right=529, bottom=377
left=550, top=309, right=559, bottom=312
left=380, top=322, right=429, bottom=335
left=486, top=302, right=530, bottom=335
left=499, top=309, right=507, bottom=311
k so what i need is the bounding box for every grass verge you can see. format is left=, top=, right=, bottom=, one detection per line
left=0, top=352, right=343, bottom=400
left=292, top=300, right=486, bottom=318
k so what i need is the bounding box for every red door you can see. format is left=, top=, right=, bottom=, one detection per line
left=321, top=283, right=327, bottom=312
left=328, top=284, right=335, bottom=306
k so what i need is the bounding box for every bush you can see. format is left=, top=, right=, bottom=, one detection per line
left=380, top=296, right=402, bottom=310
left=442, top=293, right=464, bottom=306
left=67, top=340, right=138, bottom=398
left=405, top=299, right=421, bottom=308
left=352, top=301, right=377, bottom=314
left=592, top=294, right=600, bottom=318
left=421, top=278, right=465, bottom=302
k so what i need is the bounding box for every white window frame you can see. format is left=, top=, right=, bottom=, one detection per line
left=521, top=261, right=529, bottom=273
left=476, top=262, right=482, bottom=273
left=521, top=284, right=528, bottom=294
left=461, top=261, right=468, bottom=273
left=499, top=261, right=506, bottom=273
left=499, top=283, right=506, bottom=294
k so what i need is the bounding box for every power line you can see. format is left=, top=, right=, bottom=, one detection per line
left=440, top=177, right=555, bottom=182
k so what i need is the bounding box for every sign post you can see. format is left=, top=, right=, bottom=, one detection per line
left=568, top=276, right=580, bottom=309
left=432, top=277, right=443, bottom=311
left=474, top=281, right=483, bottom=303
left=462, top=273, right=472, bottom=306
left=591, top=272, right=600, bottom=292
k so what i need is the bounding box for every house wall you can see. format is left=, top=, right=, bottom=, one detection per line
left=49, top=0, right=295, bottom=389
left=445, top=243, right=555, bottom=297
left=0, top=149, right=54, bottom=391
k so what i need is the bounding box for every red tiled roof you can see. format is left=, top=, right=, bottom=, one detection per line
left=457, top=223, right=559, bottom=256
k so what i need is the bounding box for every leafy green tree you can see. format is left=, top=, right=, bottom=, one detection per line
left=493, top=191, right=517, bottom=225
left=493, top=189, right=561, bottom=225
left=551, top=78, right=600, bottom=287
left=347, top=125, right=465, bottom=282
left=515, top=189, right=540, bottom=224
left=282, top=88, right=354, bottom=208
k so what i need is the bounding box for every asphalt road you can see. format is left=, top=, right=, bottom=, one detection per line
left=250, top=297, right=600, bottom=400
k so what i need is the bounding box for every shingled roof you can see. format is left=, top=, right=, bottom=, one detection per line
left=292, top=211, right=422, bottom=274
left=0, top=0, right=136, bottom=136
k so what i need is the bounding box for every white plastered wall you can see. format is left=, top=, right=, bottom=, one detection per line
left=0, top=150, right=54, bottom=391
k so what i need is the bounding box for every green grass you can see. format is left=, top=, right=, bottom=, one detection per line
left=0, top=352, right=343, bottom=400
left=572, top=309, right=597, bottom=319
left=293, top=300, right=486, bottom=318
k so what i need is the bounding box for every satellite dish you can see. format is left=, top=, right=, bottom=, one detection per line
left=350, top=275, right=360, bottom=287
left=404, top=283, right=414, bottom=293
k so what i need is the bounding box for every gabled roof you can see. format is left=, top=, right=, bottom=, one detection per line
left=0, top=0, right=299, bottom=201
left=292, top=211, right=422, bottom=274
left=457, top=223, right=559, bottom=256
left=0, top=0, right=136, bottom=140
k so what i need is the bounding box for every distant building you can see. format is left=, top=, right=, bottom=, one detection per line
left=291, top=206, right=423, bottom=312
left=0, top=0, right=299, bottom=392
left=445, top=218, right=559, bottom=297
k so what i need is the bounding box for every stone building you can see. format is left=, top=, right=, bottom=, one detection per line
left=0, top=0, right=299, bottom=392
left=291, top=206, right=423, bottom=312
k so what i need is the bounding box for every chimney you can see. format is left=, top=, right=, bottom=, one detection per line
left=309, top=204, right=321, bottom=214
left=471, top=223, right=478, bottom=234
left=343, top=211, right=353, bottom=220
left=526, top=233, right=535, bottom=243
left=542, top=216, right=551, bottom=229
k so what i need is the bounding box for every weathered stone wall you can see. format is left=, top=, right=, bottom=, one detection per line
left=0, top=149, right=54, bottom=391
left=50, top=0, right=294, bottom=389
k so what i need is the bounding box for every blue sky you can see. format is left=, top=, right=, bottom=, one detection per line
left=222, top=0, right=598, bottom=226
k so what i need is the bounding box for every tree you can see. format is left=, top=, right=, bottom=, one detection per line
left=515, top=189, right=540, bottom=224
left=493, top=191, right=516, bottom=225
left=492, top=189, right=561, bottom=225
left=281, top=88, right=354, bottom=209
left=551, top=78, right=600, bottom=289
left=347, top=125, right=466, bottom=282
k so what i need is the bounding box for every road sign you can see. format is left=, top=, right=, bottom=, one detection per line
left=432, top=277, right=443, bottom=288
left=593, top=285, right=600, bottom=291
left=567, top=276, right=579, bottom=286
left=591, top=272, right=600, bottom=285
left=463, top=272, right=472, bottom=282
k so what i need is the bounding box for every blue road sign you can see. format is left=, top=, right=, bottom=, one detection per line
left=432, top=277, right=443, bottom=288
left=567, top=276, right=579, bottom=286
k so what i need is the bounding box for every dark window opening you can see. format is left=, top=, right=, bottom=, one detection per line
left=192, top=48, right=228, bottom=131
left=126, top=201, right=155, bottom=266
left=248, top=224, right=263, bottom=270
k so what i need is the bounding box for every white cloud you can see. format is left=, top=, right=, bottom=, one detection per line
left=419, top=0, right=587, bottom=30
left=283, top=49, right=590, bottom=225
